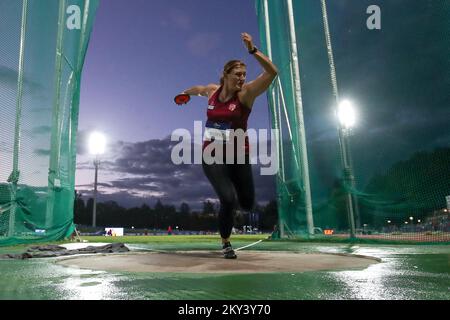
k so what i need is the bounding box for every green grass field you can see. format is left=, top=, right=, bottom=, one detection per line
left=0, top=234, right=268, bottom=254
left=1, top=232, right=448, bottom=254
left=81, top=234, right=270, bottom=244
left=78, top=234, right=448, bottom=246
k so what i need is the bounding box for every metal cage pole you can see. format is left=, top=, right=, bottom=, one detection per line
left=92, top=157, right=99, bottom=228
left=262, top=0, right=287, bottom=238
left=320, top=0, right=356, bottom=238
left=46, top=0, right=67, bottom=228
left=286, top=0, right=315, bottom=235
left=8, top=0, right=28, bottom=237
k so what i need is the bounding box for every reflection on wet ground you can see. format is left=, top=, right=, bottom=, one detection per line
left=0, top=243, right=448, bottom=300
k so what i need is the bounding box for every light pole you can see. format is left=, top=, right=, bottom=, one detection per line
left=320, top=1, right=360, bottom=239
left=89, top=132, right=106, bottom=228
left=337, top=100, right=359, bottom=238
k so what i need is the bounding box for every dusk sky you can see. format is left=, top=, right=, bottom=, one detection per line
left=74, top=1, right=449, bottom=209
left=75, top=0, right=276, bottom=208
left=78, top=0, right=269, bottom=142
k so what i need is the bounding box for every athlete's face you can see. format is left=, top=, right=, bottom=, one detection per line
left=225, top=67, right=247, bottom=91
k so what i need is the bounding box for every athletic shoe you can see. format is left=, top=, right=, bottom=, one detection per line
left=222, top=242, right=237, bottom=259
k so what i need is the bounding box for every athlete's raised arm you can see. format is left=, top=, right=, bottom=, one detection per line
left=241, top=32, right=278, bottom=108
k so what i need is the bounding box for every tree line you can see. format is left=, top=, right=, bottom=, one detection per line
left=74, top=196, right=278, bottom=232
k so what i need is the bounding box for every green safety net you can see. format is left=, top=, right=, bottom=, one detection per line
left=0, top=0, right=99, bottom=246
left=256, top=0, right=449, bottom=242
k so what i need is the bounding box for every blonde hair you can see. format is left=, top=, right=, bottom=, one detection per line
left=220, top=60, right=246, bottom=86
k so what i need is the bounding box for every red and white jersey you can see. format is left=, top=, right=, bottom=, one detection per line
left=203, top=86, right=251, bottom=155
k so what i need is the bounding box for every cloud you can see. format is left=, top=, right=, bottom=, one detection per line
left=34, top=149, right=51, bottom=157
left=30, top=126, right=52, bottom=136
left=0, top=141, right=11, bottom=153
left=76, top=129, right=90, bottom=156
left=161, top=8, right=192, bottom=30
left=186, top=32, right=222, bottom=57
left=76, top=136, right=276, bottom=208
left=0, top=65, right=20, bottom=87
left=0, top=65, right=43, bottom=93
left=29, top=107, right=52, bottom=114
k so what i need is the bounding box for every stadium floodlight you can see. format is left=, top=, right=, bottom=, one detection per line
left=89, top=131, right=106, bottom=228
left=89, top=132, right=106, bottom=156
left=335, top=99, right=360, bottom=238
left=338, top=99, right=356, bottom=129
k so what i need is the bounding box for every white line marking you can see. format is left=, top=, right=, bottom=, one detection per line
left=235, top=240, right=263, bottom=251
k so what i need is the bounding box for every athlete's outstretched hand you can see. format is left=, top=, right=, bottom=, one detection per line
left=241, top=32, right=254, bottom=51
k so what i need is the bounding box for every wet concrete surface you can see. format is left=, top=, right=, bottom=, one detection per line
left=56, top=250, right=380, bottom=273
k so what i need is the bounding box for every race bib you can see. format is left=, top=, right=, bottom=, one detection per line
left=204, top=120, right=231, bottom=142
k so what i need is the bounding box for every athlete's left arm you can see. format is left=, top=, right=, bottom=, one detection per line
left=241, top=33, right=278, bottom=106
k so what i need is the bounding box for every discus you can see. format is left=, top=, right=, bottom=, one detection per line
left=174, top=93, right=191, bottom=106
